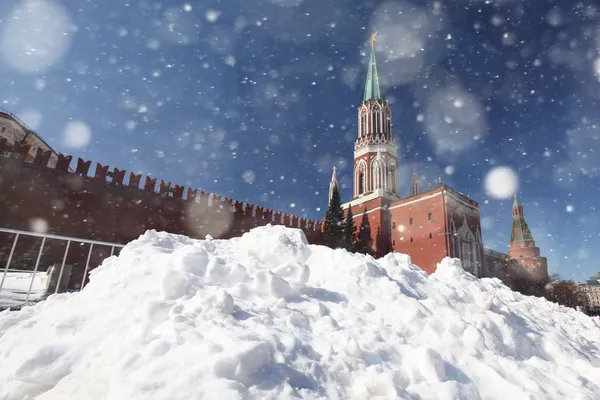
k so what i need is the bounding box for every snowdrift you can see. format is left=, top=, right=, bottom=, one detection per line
left=1, top=226, right=599, bottom=400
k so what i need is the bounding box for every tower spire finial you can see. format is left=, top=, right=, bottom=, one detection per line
left=369, top=31, right=377, bottom=49
left=513, top=192, right=520, bottom=209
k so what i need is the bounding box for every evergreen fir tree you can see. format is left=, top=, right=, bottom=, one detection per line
left=343, top=207, right=357, bottom=252
left=324, top=186, right=345, bottom=249
left=355, top=208, right=373, bottom=255
left=375, top=226, right=391, bottom=258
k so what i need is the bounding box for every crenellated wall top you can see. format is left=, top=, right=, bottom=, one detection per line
left=0, top=138, right=323, bottom=233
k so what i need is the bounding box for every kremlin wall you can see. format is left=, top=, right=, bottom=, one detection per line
left=0, top=139, right=325, bottom=245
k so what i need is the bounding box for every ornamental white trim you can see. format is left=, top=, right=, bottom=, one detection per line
left=354, top=134, right=397, bottom=151
left=354, top=142, right=398, bottom=159
left=345, top=189, right=401, bottom=209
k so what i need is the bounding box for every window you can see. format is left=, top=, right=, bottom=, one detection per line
left=429, top=233, right=432, bottom=239
left=1, top=127, right=5, bottom=133
left=358, top=172, right=365, bottom=195
left=410, top=237, right=413, bottom=243
left=374, top=112, right=379, bottom=133
left=428, top=213, right=432, bottom=221
left=409, top=217, right=413, bottom=225
left=361, top=114, right=368, bottom=136
left=393, top=240, right=395, bottom=245
left=392, top=221, right=396, bottom=229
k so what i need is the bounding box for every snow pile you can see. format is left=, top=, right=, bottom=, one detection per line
left=1, top=226, right=599, bottom=400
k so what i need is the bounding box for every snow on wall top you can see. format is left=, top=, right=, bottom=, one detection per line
left=0, top=225, right=599, bottom=399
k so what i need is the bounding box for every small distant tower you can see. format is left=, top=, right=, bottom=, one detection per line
left=410, top=165, right=421, bottom=196
left=508, top=194, right=548, bottom=280
left=329, top=167, right=339, bottom=204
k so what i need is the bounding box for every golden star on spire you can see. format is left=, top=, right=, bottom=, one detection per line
left=369, top=31, right=377, bottom=49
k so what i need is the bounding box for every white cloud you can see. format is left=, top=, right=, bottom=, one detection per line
left=1, top=1, right=73, bottom=75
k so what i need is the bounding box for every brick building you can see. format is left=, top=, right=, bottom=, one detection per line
left=334, top=39, right=485, bottom=276
left=580, top=273, right=600, bottom=313
left=0, top=110, right=59, bottom=167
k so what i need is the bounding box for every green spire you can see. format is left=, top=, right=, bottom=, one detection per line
left=510, top=194, right=534, bottom=244
left=363, top=33, right=383, bottom=102
left=513, top=193, right=520, bottom=209
left=510, top=218, right=535, bottom=244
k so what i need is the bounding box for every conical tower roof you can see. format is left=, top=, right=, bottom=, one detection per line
left=363, top=32, right=383, bottom=102
left=328, top=167, right=339, bottom=205
left=510, top=194, right=534, bottom=244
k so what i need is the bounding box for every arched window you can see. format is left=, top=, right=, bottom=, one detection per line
left=358, top=172, right=364, bottom=195
left=361, top=115, right=366, bottom=137
left=373, top=107, right=382, bottom=134
left=388, top=165, right=396, bottom=193
left=428, top=213, right=432, bottom=221
left=409, top=217, right=413, bottom=225
left=355, top=159, right=368, bottom=196
left=429, top=233, right=432, bottom=239
left=371, top=158, right=385, bottom=191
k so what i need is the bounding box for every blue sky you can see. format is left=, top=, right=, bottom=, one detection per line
left=0, top=0, right=599, bottom=281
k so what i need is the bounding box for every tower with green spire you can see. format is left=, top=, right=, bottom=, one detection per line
left=351, top=32, right=399, bottom=201
left=508, top=193, right=548, bottom=281
left=510, top=194, right=534, bottom=244
left=332, top=33, right=487, bottom=276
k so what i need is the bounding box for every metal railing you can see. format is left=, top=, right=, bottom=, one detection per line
left=0, top=228, right=125, bottom=309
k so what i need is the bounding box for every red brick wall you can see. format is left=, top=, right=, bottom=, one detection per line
left=346, top=197, right=390, bottom=256
left=343, top=186, right=485, bottom=276
left=0, top=141, right=325, bottom=247
left=508, top=242, right=548, bottom=280
left=388, top=190, right=448, bottom=274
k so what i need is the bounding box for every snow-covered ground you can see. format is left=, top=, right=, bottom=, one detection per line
left=0, top=271, right=47, bottom=309
left=0, top=225, right=599, bottom=399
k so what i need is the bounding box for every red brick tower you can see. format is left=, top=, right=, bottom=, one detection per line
left=353, top=33, right=400, bottom=202
left=507, top=194, right=548, bottom=280
left=338, top=33, right=485, bottom=276
left=339, top=33, right=399, bottom=258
